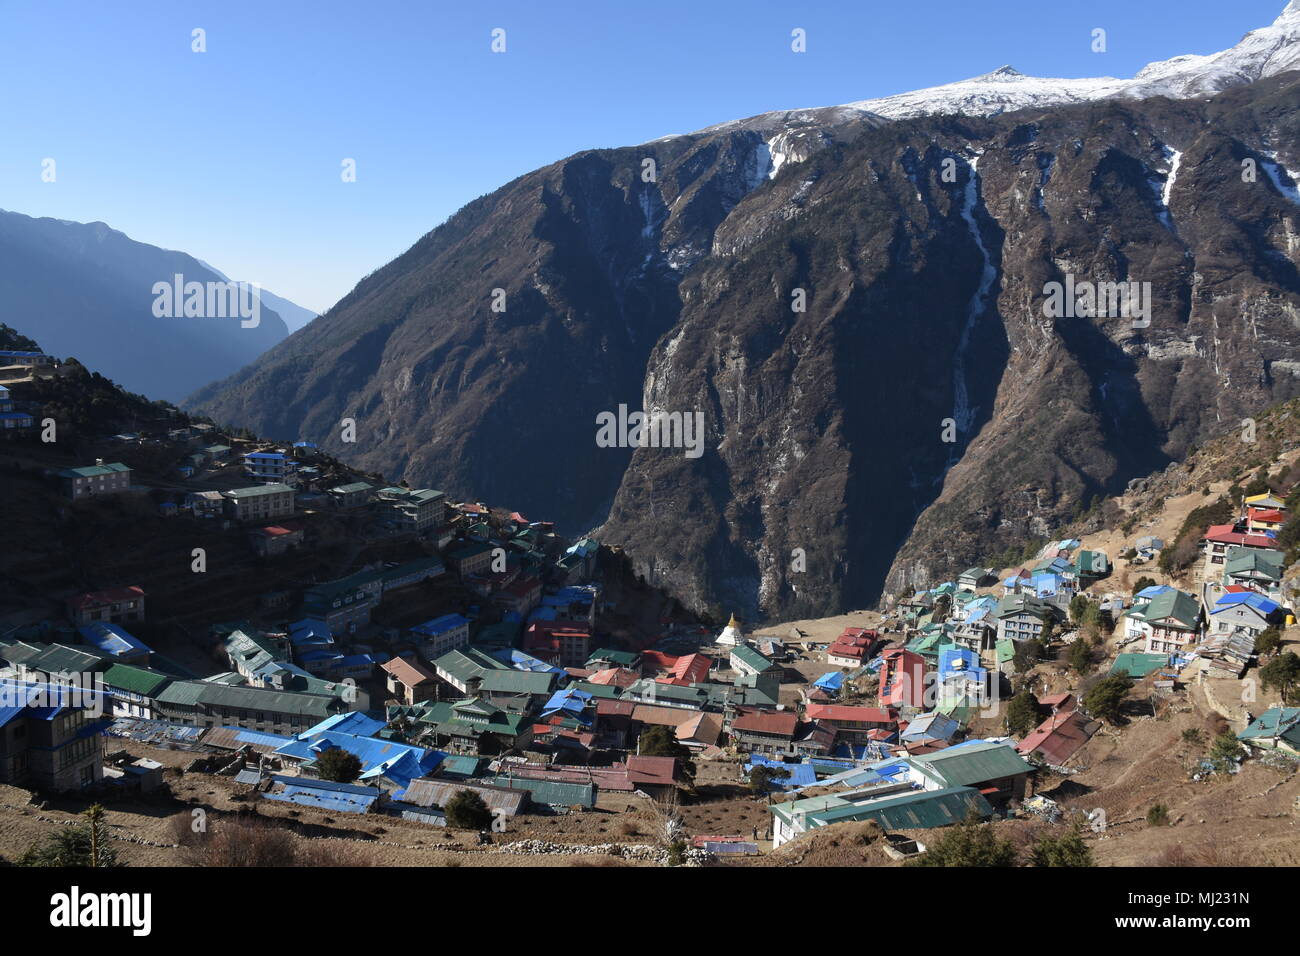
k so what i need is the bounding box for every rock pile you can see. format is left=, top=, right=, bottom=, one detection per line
left=498, top=839, right=711, bottom=866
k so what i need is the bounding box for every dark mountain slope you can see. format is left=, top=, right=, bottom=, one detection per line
left=189, top=70, right=1300, bottom=621
left=188, top=120, right=874, bottom=532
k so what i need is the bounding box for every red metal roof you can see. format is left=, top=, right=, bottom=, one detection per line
left=1202, top=524, right=1276, bottom=548
left=1016, top=711, right=1091, bottom=765
left=805, top=703, right=896, bottom=724
left=626, top=755, right=679, bottom=786
left=68, top=586, right=146, bottom=610
left=381, top=656, right=436, bottom=685
left=595, top=698, right=636, bottom=717
left=730, top=711, right=798, bottom=736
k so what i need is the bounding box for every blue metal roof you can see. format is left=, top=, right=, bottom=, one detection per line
left=78, top=622, right=152, bottom=657
left=276, top=714, right=444, bottom=788
left=1214, top=592, right=1280, bottom=614
left=0, top=679, right=109, bottom=727
left=1137, top=585, right=1174, bottom=598
left=227, top=727, right=293, bottom=749
left=263, top=775, right=381, bottom=813
left=412, top=614, right=470, bottom=637
left=939, top=646, right=985, bottom=682
left=493, top=648, right=564, bottom=674
left=743, top=756, right=818, bottom=788
left=301, top=712, right=386, bottom=737
left=542, top=688, right=593, bottom=720
left=812, top=671, right=845, bottom=691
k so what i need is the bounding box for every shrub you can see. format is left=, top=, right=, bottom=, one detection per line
left=908, top=811, right=1017, bottom=867
left=1029, top=824, right=1095, bottom=866
left=1083, top=674, right=1133, bottom=724
left=315, top=747, right=363, bottom=784
left=445, top=790, right=494, bottom=831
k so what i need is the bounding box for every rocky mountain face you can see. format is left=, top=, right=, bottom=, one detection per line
left=188, top=120, right=874, bottom=535
left=190, top=4, right=1300, bottom=621
left=0, top=211, right=294, bottom=401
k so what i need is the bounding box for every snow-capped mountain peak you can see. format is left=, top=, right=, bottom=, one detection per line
left=848, top=1, right=1300, bottom=119
left=675, top=2, right=1300, bottom=167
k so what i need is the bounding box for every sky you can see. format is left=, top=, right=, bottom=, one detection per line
left=0, top=0, right=1288, bottom=315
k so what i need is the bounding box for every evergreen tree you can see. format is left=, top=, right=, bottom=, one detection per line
left=1029, top=824, right=1094, bottom=866
left=315, top=747, right=363, bottom=783
left=1260, top=652, right=1300, bottom=704
left=1068, top=638, right=1094, bottom=675
left=639, top=725, right=695, bottom=785
left=908, top=810, right=1017, bottom=867
left=19, top=805, right=122, bottom=867
left=1083, top=674, right=1132, bottom=723
left=1005, top=692, right=1042, bottom=738
left=445, top=790, right=494, bottom=830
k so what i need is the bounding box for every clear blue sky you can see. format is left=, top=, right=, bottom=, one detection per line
left=0, top=0, right=1286, bottom=314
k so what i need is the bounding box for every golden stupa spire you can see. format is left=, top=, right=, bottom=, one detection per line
left=727, top=612, right=740, bottom=628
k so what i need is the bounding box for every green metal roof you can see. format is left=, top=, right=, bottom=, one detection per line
left=483, top=776, right=594, bottom=808
left=571, top=681, right=621, bottom=699
left=1126, top=589, right=1200, bottom=630
left=1224, top=546, right=1284, bottom=580
left=995, top=593, right=1053, bottom=621
left=587, top=648, right=637, bottom=668
left=224, top=483, right=295, bottom=498
left=478, top=670, right=555, bottom=694
left=400, top=700, right=527, bottom=736
left=156, top=679, right=339, bottom=717
left=100, top=663, right=171, bottom=697
left=433, top=647, right=505, bottom=683
left=811, top=786, right=993, bottom=830
left=1110, top=652, right=1168, bottom=677
left=155, top=681, right=206, bottom=706
left=0, top=640, right=105, bottom=674
left=1073, top=549, right=1108, bottom=574
left=1238, top=708, right=1300, bottom=748
left=60, top=461, right=130, bottom=478
left=730, top=644, right=775, bottom=672
left=330, top=481, right=373, bottom=494
left=911, top=740, right=1032, bottom=788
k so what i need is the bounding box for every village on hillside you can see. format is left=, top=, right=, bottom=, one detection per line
left=1, top=348, right=1299, bottom=868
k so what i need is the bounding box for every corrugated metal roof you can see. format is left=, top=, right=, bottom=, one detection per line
left=1110, top=653, right=1168, bottom=677
left=484, top=775, right=594, bottom=807
left=401, top=777, right=529, bottom=816
left=262, top=775, right=380, bottom=813
left=100, top=663, right=171, bottom=696
left=911, top=740, right=1032, bottom=787
left=813, top=786, right=992, bottom=829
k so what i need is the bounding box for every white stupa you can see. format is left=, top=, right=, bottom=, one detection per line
left=716, top=613, right=744, bottom=647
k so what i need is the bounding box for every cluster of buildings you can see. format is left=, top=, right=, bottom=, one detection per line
left=0, top=384, right=35, bottom=432
left=6, top=391, right=1300, bottom=856
left=0, top=348, right=56, bottom=434
left=749, top=492, right=1300, bottom=848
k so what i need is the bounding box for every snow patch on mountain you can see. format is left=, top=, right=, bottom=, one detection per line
left=665, top=3, right=1300, bottom=183
left=1152, top=146, right=1182, bottom=231
left=951, top=154, right=997, bottom=441
left=1262, top=151, right=1300, bottom=206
